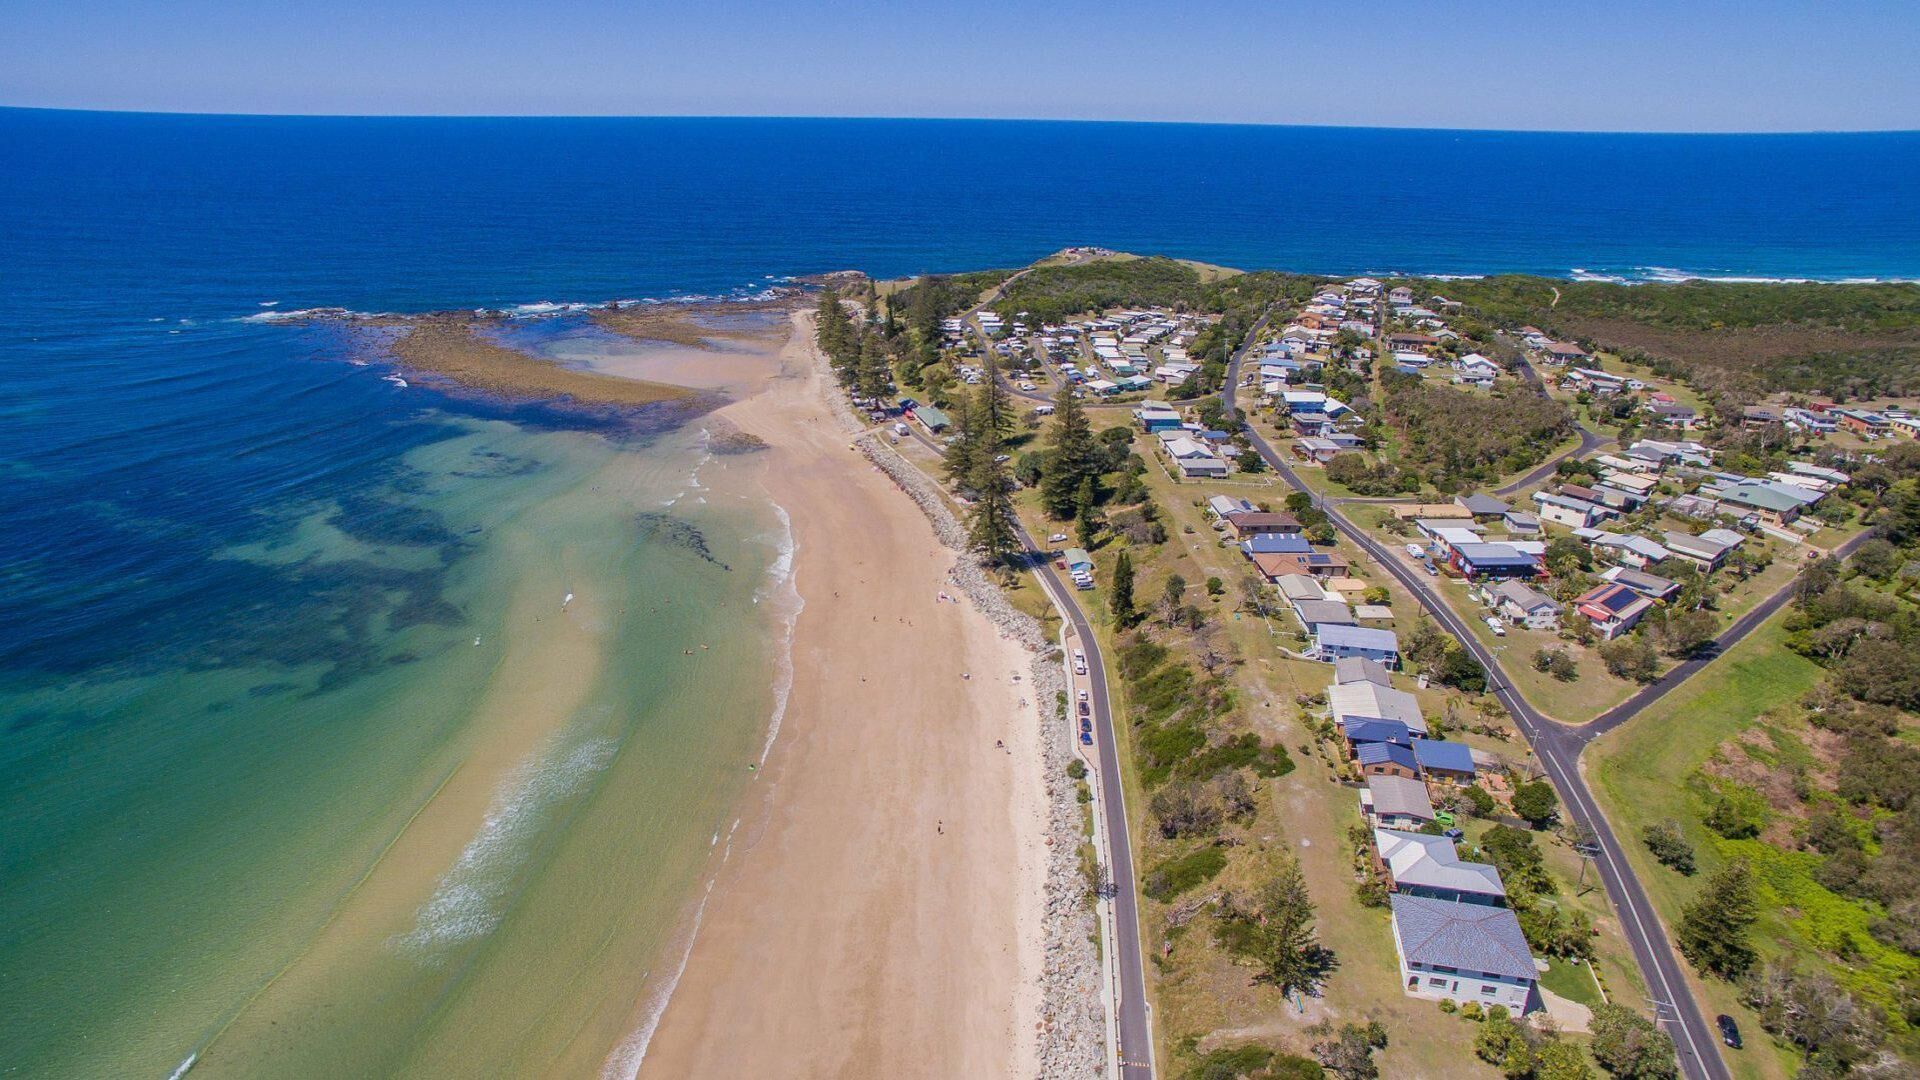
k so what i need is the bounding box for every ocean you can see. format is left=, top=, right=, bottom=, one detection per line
left=2, top=108, right=1917, bottom=1078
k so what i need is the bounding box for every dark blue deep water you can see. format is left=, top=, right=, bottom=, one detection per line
left=6, top=109, right=1918, bottom=676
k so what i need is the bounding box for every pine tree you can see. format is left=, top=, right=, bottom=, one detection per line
left=856, top=333, right=893, bottom=401
left=814, top=286, right=854, bottom=369
left=975, top=352, right=1015, bottom=448
left=942, top=393, right=983, bottom=491
left=1039, top=384, right=1100, bottom=519
left=966, top=451, right=1019, bottom=565
left=1073, top=477, right=1101, bottom=548
left=1677, top=859, right=1759, bottom=980
left=1251, top=856, right=1327, bottom=997
left=1109, top=550, right=1136, bottom=626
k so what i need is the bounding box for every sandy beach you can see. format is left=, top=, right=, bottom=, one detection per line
left=626, top=314, right=1050, bottom=1078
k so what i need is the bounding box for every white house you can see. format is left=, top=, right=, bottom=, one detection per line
left=1390, top=894, right=1538, bottom=1013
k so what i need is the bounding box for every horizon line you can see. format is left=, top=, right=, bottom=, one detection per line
left=3, top=103, right=1917, bottom=138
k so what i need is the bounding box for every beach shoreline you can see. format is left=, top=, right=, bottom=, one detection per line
left=604, top=310, right=1101, bottom=1078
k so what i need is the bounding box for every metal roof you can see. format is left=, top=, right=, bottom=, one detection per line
left=1391, top=894, right=1537, bottom=982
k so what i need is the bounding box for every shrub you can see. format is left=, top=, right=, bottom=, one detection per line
left=1511, top=780, right=1560, bottom=826
left=1439, top=998, right=1457, bottom=1013
left=1066, top=758, right=1087, bottom=780
left=1641, top=819, right=1696, bottom=875
left=1143, top=845, right=1228, bottom=902
left=1462, top=785, right=1498, bottom=818
left=1460, top=1000, right=1484, bottom=1021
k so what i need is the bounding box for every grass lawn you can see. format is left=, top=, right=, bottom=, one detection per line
left=1585, top=614, right=1823, bottom=1080
left=1540, top=957, right=1603, bottom=1007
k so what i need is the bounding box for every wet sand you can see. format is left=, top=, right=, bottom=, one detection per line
left=626, top=314, right=1048, bottom=1078
left=378, top=314, right=695, bottom=406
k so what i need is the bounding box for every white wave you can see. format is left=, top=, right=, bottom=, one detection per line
left=239, top=306, right=380, bottom=324
left=259, top=300, right=279, bottom=307
left=1569, top=265, right=1918, bottom=285
left=754, top=499, right=803, bottom=765
left=395, top=734, right=618, bottom=953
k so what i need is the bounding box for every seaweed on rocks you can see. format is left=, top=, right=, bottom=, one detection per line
left=634, top=512, right=731, bottom=571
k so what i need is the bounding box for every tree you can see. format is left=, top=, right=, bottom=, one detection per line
left=1074, top=485, right=1101, bottom=548
left=1247, top=856, right=1332, bottom=997
left=1588, top=1003, right=1678, bottom=1079
left=1039, top=384, right=1101, bottom=519
left=1677, top=859, right=1758, bottom=980
left=1161, top=573, right=1188, bottom=624
left=814, top=286, right=855, bottom=370
left=1474, top=1009, right=1535, bottom=1079
left=965, top=450, right=1019, bottom=565
left=1435, top=645, right=1488, bottom=692
left=1652, top=608, right=1718, bottom=658
left=1640, top=820, right=1696, bottom=875
left=1311, top=1022, right=1383, bottom=1080
left=942, top=393, right=984, bottom=490
left=974, top=351, right=1016, bottom=445
left=1511, top=781, right=1560, bottom=827
left=1462, top=785, right=1498, bottom=818
left=1534, top=1039, right=1597, bottom=1080
left=1110, top=551, right=1136, bottom=627
left=1599, top=636, right=1661, bottom=683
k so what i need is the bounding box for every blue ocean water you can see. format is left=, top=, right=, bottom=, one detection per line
left=2, top=108, right=1918, bottom=1074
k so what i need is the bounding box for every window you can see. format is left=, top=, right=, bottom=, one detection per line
left=1434, top=965, right=1457, bottom=974
left=1481, top=985, right=1499, bottom=996
left=1427, top=977, right=1447, bottom=988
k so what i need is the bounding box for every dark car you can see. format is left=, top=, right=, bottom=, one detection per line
left=1080, top=730, right=1093, bottom=746
left=1716, top=1014, right=1742, bottom=1049
left=1078, top=701, right=1091, bottom=717
left=1443, top=828, right=1465, bottom=840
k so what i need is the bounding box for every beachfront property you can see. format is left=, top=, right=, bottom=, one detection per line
left=1390, top=894, right=1539, bottom=1012
left=1328, top=679, right=1426, bottom=735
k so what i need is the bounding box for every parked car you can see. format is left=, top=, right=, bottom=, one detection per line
left=1716, top=1015, right=1742, bottom=1049
left=1443, top=828, right=1465, bottom=840
left=1080, top=730, right=1093, bottom=746
left=1078, top=701, right=1090, bottom=718
left=1485, top=616, right=1506, bottom=637
left=1047, top=533, right=1069, bottom=544
left=1405, top=543, right=1424, bottom=559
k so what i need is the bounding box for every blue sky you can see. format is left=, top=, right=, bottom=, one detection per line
left=2, top=0, right=1916, bottom=131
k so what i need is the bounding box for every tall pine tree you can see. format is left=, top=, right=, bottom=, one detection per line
left=1040, top=383, right=1100, bottom=519
left=1109, top=551, right=1136, bottom=626
left=942, top=393, right=984, bottom=491
left=965, top=452, right=1019, bottom=565
left=814, top=286, right=854, bottom=370
left=1677, top=859, right=1758, bottom=980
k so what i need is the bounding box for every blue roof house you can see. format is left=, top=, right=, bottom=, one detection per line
left=1410, top=739, right=1477, bottom=783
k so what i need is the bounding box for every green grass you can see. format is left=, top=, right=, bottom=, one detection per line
left=1539, top=957, right=1602, bottom=1007
left=1586, top=613, right=1825, bottom=1079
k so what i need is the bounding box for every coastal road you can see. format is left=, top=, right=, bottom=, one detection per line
left=1015, top=522, right=1156, bottom=1080
left=1222, top=335, right=1741, bottom=1080
left=891, top=420, right=1153, bottom=1078
left=1491, top=421, right=1607, bottom=498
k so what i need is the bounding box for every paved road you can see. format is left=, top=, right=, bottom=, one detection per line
left=1016, top=524, right=1155, bottom=1080
left=1492, top=421, right=1608, bottom=497
left=1222, top=327, right=1748, bottom=1080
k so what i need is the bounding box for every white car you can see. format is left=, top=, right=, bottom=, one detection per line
left=1047, top=533, right=1069, bottom=544
left=1485, top=616, right=1506, bottom=637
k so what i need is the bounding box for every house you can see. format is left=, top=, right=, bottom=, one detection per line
left=1412, top=739, right=1478, bottom=784
left=1447, top=543, right=1542, bottom=580
left=1315, top=624, right=1402, bottom=667
left=1501, top=511, right=1542, bottom=536
left=1274, top=574, right=1329, bottom=604
left=1293, top=436, right=1348, bottom=463
left=1334, top=656, right=1395, bottom=687
left=1574, top=582, right=1654, bottom=639
left=1357, top=741, right=1421, bottom=779
left=1208, top=494, right=1256, bottom=519
left=1063, top=548, right=1095, bottom=577
left=1456, top=493, right=1512, bottom=519
left=1161, top=435, right=1229, bottom=478
left=1390, top=894, right=1538, bottom=1012
left=1294, top=598, right=1357, bottom=634
left=1242, top=534, right=1313, bottom=556
left=1456, top=354, right=1501, bottom=380
left=1835, top=409, right=1891, bottom=436
left=1708, top=480, right=1806, bottom=526
left=1579, top=529, right=1671, bottom=569
left=1251, top=550, right=1351, bottom=580
left=1329, top=681, right=1427, bottom=735
left=1223, top=511, right=1304, bottom=539
left=1532, top=491, right=1610, bottom=529
left=1647, top=401, right=1700, bottom=428
left=1544, top=341, right=1588, bottom=364
left=1345, top=719, right=1414, bottom=748
left=1742, top=405, right=1784, bottom=429
left=1134, top=403, right=1184, bottom=433
left=1375, top=829, right=1505, bottom=905
left=1599, top=566, right=1682, bottom=602
left=1364, top=774, right=1437, bottom=829
left=1488, top=580, right=1562, bottom=630
left=911, top=405, right=951, bottom=433
left=1663, top=531, right=1736, bottom=571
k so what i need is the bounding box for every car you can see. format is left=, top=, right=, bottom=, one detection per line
left=1717, top=1015, right=1742, bottom=1049
left=1077, top=688, right=1089, bottom=702
left=1423, top=560, right=1438, bottom=576
left=1047, top=533, right=1069, bottom=544
left=1080, top=730, right=1093, bottom=746
left=1078, top=701, right=1090, bottom=718
left=1443, top=828, right=1465, bottom=840
left=1405, top=543, right=1424, bottom=559
left=1079, top=717, right=1092, bottom=732
left=1485, top=616, right=1506, bottom=637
